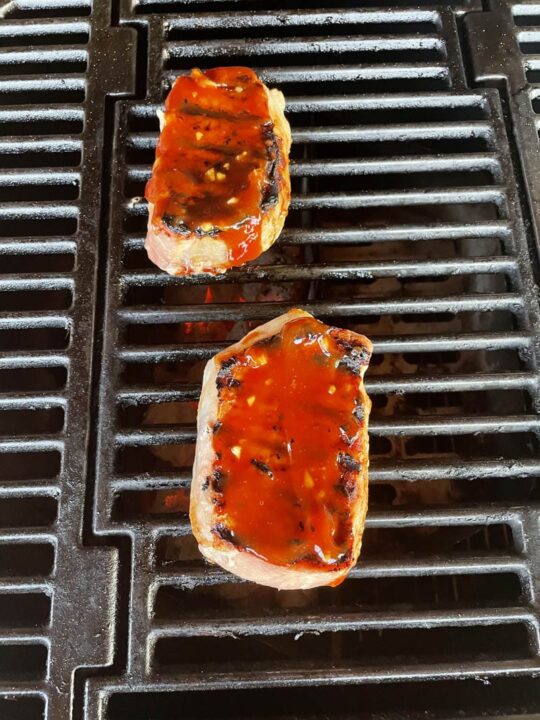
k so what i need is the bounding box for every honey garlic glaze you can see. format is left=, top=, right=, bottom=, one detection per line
left=145, top=67, right=285, bottom=266
left=207, top=315, right=372, bottom=575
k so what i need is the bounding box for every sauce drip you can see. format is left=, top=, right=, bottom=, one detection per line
left=210, top=316, right=370, bottom=570
left=145, top=67, right=281, bottom=266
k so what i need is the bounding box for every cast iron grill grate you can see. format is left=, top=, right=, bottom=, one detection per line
left=0, top=1, right=130, bottom=718
left=87, top=4, right=540, bottom=718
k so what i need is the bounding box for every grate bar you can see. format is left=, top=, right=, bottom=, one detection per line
left=0, top=580, right=52, bottom=594
left=0, top=481, right=58, bottom=497
left=0, top=137, right=81, bottom=154
left=0, top=20, right=90, bottom=37
left=166, top=9, right=441, bottom=29
left=121, top=659, right=540, bottom=690
left=0, top=76, right=86, bottom=93
left=279, top=222, right=512, bottom=245
left=0, top=436, right=63, bottom=452
left=126, top=188, right=506, bottom=213
left=0, top=528, right=56, bottom=543
left=0, top=311, right=70, bottom=330
left=165, top=36, right=445, bottom=58
left=371, top=415, right=540, bottom=436
left=119, top=332, right=531, bottom=364
left=144, top=505, right=523, bottom=533
left=0, top=106, right=85, bottom=123
left=118, top=295, right=524, bottom=324
left=149, top=607, right=537, bottom=639
left=0, top=393, right=65, bottom=410
left=168, top=65, right=450, bottom=86
left=0, top=274, right=74, bottom=292
left=128, top=122, right=493, bottom=148
left=0, top=351, right=68, bottom=370
left=155, top=554, right=528, bottom=588
left=0, top=630, right=50, bottom=645
left=131, top=92, right=488, bottom=116
left=124, top=221, right=512, bottom=250
left=370, top=457, right=540, bottom=482
left=122, top=258, right=516, bottom=287
left=116, top=372, right=536, bottom=405
left=290, top=187, right=506, bottom=210
left=127, top=154, right=500, bottom=181
left=0, top=47, right=87, bottom=65
left=110, top=456, right=540, bottom=492
left=290, top=154, right=500, bottom=176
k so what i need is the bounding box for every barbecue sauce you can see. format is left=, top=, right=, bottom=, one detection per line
left=210, top=315, right=371, bottom=575
left=145, top=67, right=284, bottom=267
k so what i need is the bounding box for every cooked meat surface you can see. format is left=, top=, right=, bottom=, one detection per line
left=190, top=308, right=372, bottom=590
left=145, top=66, right=291, bottom=276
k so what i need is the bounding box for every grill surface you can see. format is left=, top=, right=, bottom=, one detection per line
left=2, top=1, right=540, bottom=719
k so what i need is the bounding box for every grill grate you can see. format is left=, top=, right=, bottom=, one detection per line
left=2, top=1, right=540, bottom=718
left=86, top=3, right=540, bottom=718
left=0, top=1, right=136, bottom=718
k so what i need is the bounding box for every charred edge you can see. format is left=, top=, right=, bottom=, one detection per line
left=202, top=477, right=210, bottom=491
left=251, top=458, right=274, bottom=478
left=339, top=425, right=355, bottom=446
left=216, top=356, right=241, bottom=391
left=195, top=224, right=221, bottom=237
left=162, top=214, right=190, bottom=235
left=334, top=474, right=357, bottom=499
left=211, top=468, right=225, bottom=494
left=337, top=452, right=361, bottom=472
left=212, top=522, right=239, bottom=547
left=353, top=403, right=364, bottom=423
left=337, top=347, right=370, bottom=377
left=260, top=122, right=279, bottom=211
left=254, top=333, right=280, bottom=349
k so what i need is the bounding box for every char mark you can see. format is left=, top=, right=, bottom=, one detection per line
left=212, top=522, right=239, bottom=546
left=251, top=459, right=274, bottom=478
left=353, top=403, right=364, bottom=422
left=162, top=215, right=190, bottom=235
left=337, top=452, right=361, bottom=472
left=260, top=122, right=280, bottom=211
left=211, top=469, right=225, bottom=494
left=337, top=345, right=371, bottom=377
left=216, top=356, right=241, bottom=391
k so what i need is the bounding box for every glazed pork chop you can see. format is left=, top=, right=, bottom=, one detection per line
left=190, top=308, right=372, bottom=590
left=145, top=66, right=291, bottom=276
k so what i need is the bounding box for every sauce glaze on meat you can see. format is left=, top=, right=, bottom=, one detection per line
left=207, top=314, right=371, bottom=576
left=145, top=67, right=286, bottom=268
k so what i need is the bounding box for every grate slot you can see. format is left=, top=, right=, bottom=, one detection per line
left=0, top=593, right=50, bottom=628
left=0, top=643, right=48, bottom=680
left=0, top=542, right=54, bottom=577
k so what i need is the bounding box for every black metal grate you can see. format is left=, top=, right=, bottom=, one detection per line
left=3, top=1, right=540, bottom=718
left=0, top=1, right=136, bottom=718
left=84, top=3, right=540, bottom=719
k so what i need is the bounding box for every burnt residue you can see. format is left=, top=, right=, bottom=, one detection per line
left=337, top=346, right=370, bottom=377
left=211, top=468, right=225, bottom=494
left=212, top=421, right=222, bottom=434
left=337, top=452, right=361, bottom=472
left=251, top=458, right=274, bottom=478
left=339, top=425, right=355, bottom=446
left=201, top=477, right=210, bottom=491
left=216, top=356, right=241, bottom=391
left=162, top=214, right=190, bottom=235
left=260, top=122, right=279, bottom=211
left=353, top=403, right=364, bottom=422
left=211, top=522, right=239, bottom=546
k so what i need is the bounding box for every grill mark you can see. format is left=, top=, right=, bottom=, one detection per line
left=251, top=458, right=274, bottom=478
left=212, top=522, right=239, bottom=546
